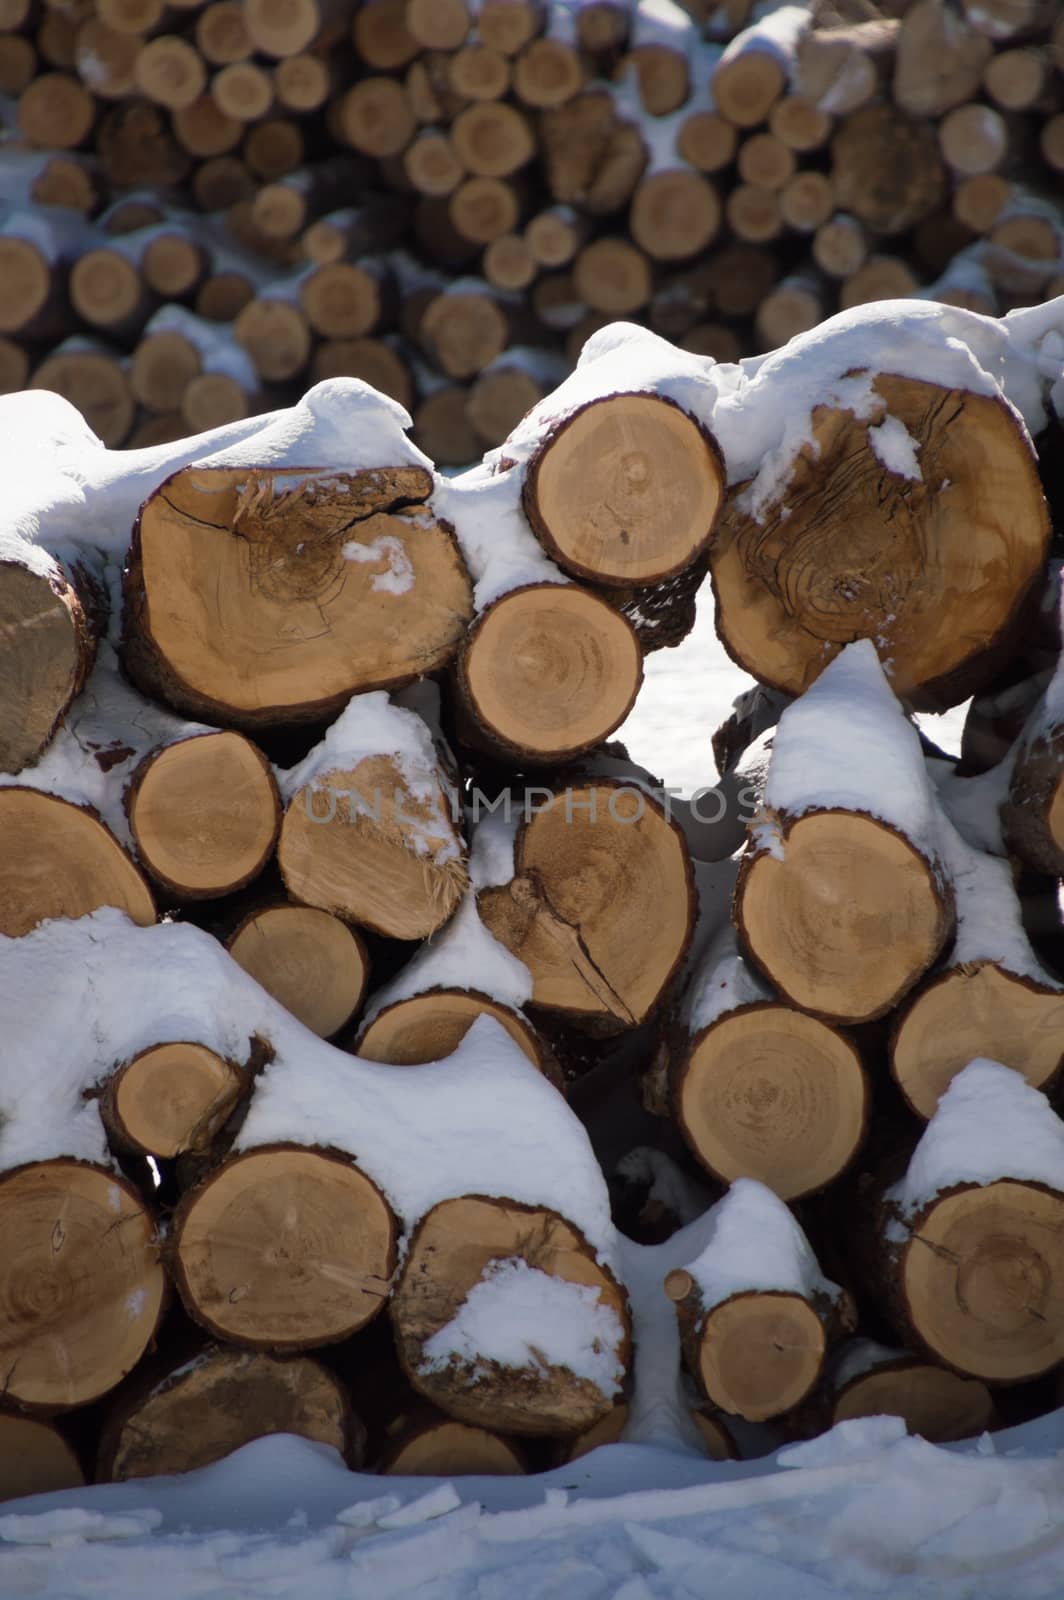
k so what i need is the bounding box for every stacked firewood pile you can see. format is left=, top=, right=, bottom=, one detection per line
left=3, top=0, right=1064, bottom=459
left=0, top=291, right=1063, bottom=1500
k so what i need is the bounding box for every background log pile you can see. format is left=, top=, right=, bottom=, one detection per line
left=2, top=0, right=1064, bottom=459
left=0, top=289, right=1063, bottom=1499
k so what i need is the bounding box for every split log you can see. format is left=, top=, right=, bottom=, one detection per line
left=477, top=779, right=693, bottom=1029
left=0, top=789, right=156, bottom=938
left=173, top=1144, right=397, bottom=1348
left=734, top=645, right=954, bottom=1025
left=1002, top=677, right=1064, bottom=876
left=275, top=693, right=468, bottom=941
left=893, top=0, right=993, bottom=117
left=227, top=903, right=369, bottom=1039
left=831, top=104, right=946, bottom=236
left=795, top=18, right=899, bottom=115
left=0, top=1415, right=85, bottom=1502
left=382, top=1415, right=526, bottom=1476
left=673, top=921, right=868, bottom=1200
left=455, top=583, right=642, bottom=763
left=98, top=1345, right=359, bottom=1481
left=127, top=730, right=279, bottom=900
left=521, top=390, right=725, bottom=588
left=665, top=1182, right=855, bottom=1422
left=537, top=91, right=645, bottom=213
left=354, top=895, right=548, bottom=1076
left=862, top=1060, right=1064, bottom=1381
left=123, top=454, right=471, bottom=729
left=891, top=827, right=1064, bottom=1117
left=709, top=361, right=1050, bottom=708
left=0, top=1160, right=165, bottom=1409
left=390, top=1195, right=630, bottom=1435
left=100, top=1039, right=255, bottom=1160
left=824, top=1339, right=996, bottom=1442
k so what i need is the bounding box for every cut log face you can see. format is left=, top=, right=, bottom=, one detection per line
left=675, top=1002, right=868, bottom=1200
left=695, top=1290, right=828, bottom=1422
left=522, top=393, right=725, bottom=587
left=98, top=1348, right=355, bottom=1481
left=477, top=782, right=693, bottom=1028
left=710, top=374, right=1050, bottom=708
left=173, top=1145, right=397, bottom=1349
left=357, top=988, right=545, bottom=1072
left=382, top=1418, right=526, bottom=1476
left=102, top=1041, right=249, bottom=1158
left=0, top=1161, right=165, bottom=1410
left=0, top=1415, right=86, bottom=1501
left=227, top=904, right=368, bottom=1038
left=832, top=1358, right=996, bottom=1443
left=391, top=1195, right=630, bottom=1435
left=736, top=810, right=952, bottom=1024
left=891, top=962, right=1064, bottom=1119
left=124, top=466, right=472, bottom=727
left=278, top=753, right=467, bottom=940
left=901, top=1180, right=1064, bottom=1381
left=458, top=583, right=642, bottom=763
left=0, top=789, right=156, bottom=939
left=0, top=558, right=97, bottom=773
left=128, top=731, right=280, bottom=899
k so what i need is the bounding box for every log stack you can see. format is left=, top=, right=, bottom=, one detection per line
left=3, top=0, right=1064, bottom=456
left=0, top=289, right=1063, bottom=1497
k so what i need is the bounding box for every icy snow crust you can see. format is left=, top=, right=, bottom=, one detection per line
left=890, top=1061, right=1064, bottom=1217
left=420, top=1259, right=626, bottom=1397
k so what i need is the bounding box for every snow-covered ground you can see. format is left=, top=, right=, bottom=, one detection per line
left=2, top=575, right=1051, bottom=1600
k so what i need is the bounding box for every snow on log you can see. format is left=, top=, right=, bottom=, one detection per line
left=275, top=691, right=468, bottom=940
left=735, top=643, right=954, bottom=1024
left=0, top=1416, right=85, bottom=1503
left=127, top=731, right=280, bottom=900
left=707, top=300, right=1053, bottom=710
left=226, top=902, right=370, bottom=1040
left=867, top=1060, right=1064, bottom=1381
left=381, top=1414, right=527, bottom=1477
left=1001, top=611, right=1064, bottom=875
left=121, top=383, right=473, bottom=729
left=821, top=1339, right=996, bottom=1444
left=476, top=778, right=694, bottom=1030
left=96, top=1345, right=359, bottom=1482
left=891, top=822, right=1064, bottom=1117
left=354, top=894, right=553, bottom=1079
left=0, top=1161, right=166, bottom=1411
left=673, top=919, right=868, bottom=1201
left=664, top=1180, right=855, bottom=1422
left=711, top=5, right=808, bottom=130
left=390, top=1195, right=630, bottom=1436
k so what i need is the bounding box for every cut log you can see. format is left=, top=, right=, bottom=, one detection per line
left=735, top=645, right=954, bottom=1024
left=725, top=184, right=783, bottom=244
left=1002, top=681, right=1064, bottom=876
left=353, top=0, right=419, bottom=70
left=382, top=1416, right=526, bottom=1476
left=622, top=43, right=689, bottom=116
left=0, top=1160, right=165, bottom=1409
left=769, top=94, right=832, bottom=152
left=196, top=0, right=252, bottom=65
left=478, top=0, right=542, bottom=56
left=866, top=1061, right=1064, bottom=1381
left=390, top=1195, right=630, bottom=1435
left=100, top=1040, right=252, bottom=1159
left=418, top=285, right=510, bottom=378
left=811, top=212, right=867, bottom=277
left=97, top=100, right=191, bottom=190
left=173, top=1144, right=397, bottom=1348
left=712, top=18, right=796, bottom=129
left=0, top=1415, right=85, bottom=1502
left=891, top=829, right=1064, bottom=1117
left=826, top=1340, right=996, bottom=1442
left=0, top=789, right=155, bottom=938
left=466, top=356, right=557, bottom=446
left=522, top=392, right=723, bottom=588
left=412, top=386, right=480, bottom=468
left=456, top=583, right=642, bottom=763
left=17, top=70, right=95, bottom=148
left=939, top=103, right=1009, bottom=177
left=482, top=233, right=537, bottom=292
left=134, top=35, right=207, bottom=110
left=665, top=1182, right=855, bottom=1422
left=276, top=694, right=467, bottom=941
left=831, top=104, right=946, bottom=236
left=227, top=903, right=368, bottom=1039
left=525, top=204, right=588, bottom=267
left=538, top=91, right=645, bottom=213
left=98, top=1345, right=358, bottom=1481
left=737, top=131, right=796, bottom=191
left=127, top=730, right=279, bottom=900
left=300, top=260, right=393, bottom=339
left=676, top=109, right=737, bottom=174
left=513, top=37, right=583, bottom=108
left=795, top=18, right=899, bottom=116
left=710, top=369, right=1050, bottom=708
left=406, top=0, right=469, bottom=50
left=629, top=171, right=721, bottom=262
left=754, top=274, right=827, bottom=349
left=123, top=461, right=472, bottom=729
left=893, top=0, right=993, bottom=118
left=477, top=780, right=693, bottom=1028
left=449, top=175, right=521, bottom=245
left=674, top=924, right=868, bottom=1200
left=572, top=238, right=651, bottom=314
left=357, top=989, right=545, bottom=1072
left=450, top=101, right=534, bottom=177
left=404, top=130, right=465, bottom=196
